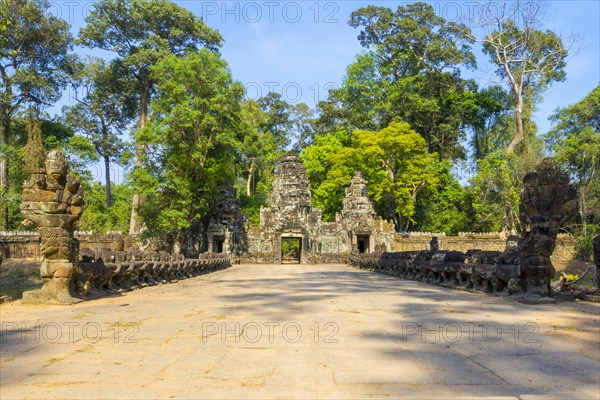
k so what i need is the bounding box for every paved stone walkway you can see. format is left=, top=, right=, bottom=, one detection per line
left=1, top=264, right=599, bottom=399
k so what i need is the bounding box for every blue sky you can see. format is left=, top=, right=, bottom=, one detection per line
left=184, top=0, right=599, bottom=134
left=49, top=0, right=600, bottom=183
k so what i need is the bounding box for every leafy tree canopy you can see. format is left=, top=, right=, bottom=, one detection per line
left=317, top=2, right=478, bottom=159
left=133, top=49, right=245, bottom=236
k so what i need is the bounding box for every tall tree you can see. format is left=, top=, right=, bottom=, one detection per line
left=239, top=100, right=277, bottom=199
left=302, top=123, right=439, bottom=230
left=473, top=0, right=573, bottom=153
left=301, top=130, right=354, bottom=221
left=134, top=50, right=245, bottom=245
left=0, top=0, right=75, bottom=229
left=78, top=0, right=222, bottom=234
left=317, top=2, right=477, bottom=159
left=468, top=85, right=514, bottom=160
left=547, top=85, right=600, bottom=258
left=290, top=103, right=315, bottom=151
left=62, top=58, right=135, bottom=207
left=256, top=92, right=295, bottom=153
left=469, top=150, right=521, bottom=233
left=239, top=94, right=313, bottom=209
left=353, top=123, right=439, bottom=231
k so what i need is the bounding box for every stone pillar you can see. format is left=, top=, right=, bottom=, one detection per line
left=20, top=150, right=84, bottom=304
left=518, top=158, right=578, bottom=303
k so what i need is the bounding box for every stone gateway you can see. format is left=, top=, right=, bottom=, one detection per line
left=243, top=153, right=395, bottom=263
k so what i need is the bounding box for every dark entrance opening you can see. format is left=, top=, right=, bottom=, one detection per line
left=281, top=237, right=302, bottom=264
left=213, top=236, right=225, bottom=253
left=357, top=235, right=370, bottom=254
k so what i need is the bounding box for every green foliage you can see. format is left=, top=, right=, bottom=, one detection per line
left=317, top=2, right=477, bottom=159
left=0, top=113, right=75, bottom=230
left=0, top=0, right=75, bottom=108
left=468, top=85, right=514, bottom=160
left=239, top=98, right=280, bottom=200
left=238, top=96, right=314, bottom=222
left=354, top=123, right=439, bottom=230
left=301, top=130, right=353, bottom=221
left=0, top=0, right=75, bottom=229
left=547, top=85, right=600, bottom=260
left=469, top=151, right=520, bottom=233
left=413, top=162, right=472, bottom=234
left=78, top=182, right=132, bottom=233
left=281, top=238, right=301, bottom=258
left=478, top=3, right=569, bottom=152
left=61, top=57, right=136, bottom=206
left=257, top=93, right=295, bottom=153
left=79, top=0, right=224, bottom=233
left=303, top=123, right=439, bottom=230
left=133, top=49, right=245, bottom=235
left=239, top=193, right=267, bottom=227
left=78, top=0, right=223, bottom=124
left=78, top=0, right=222, bottom=56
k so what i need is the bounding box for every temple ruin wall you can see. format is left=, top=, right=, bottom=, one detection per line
left=1, top=230, right=577, bottom=271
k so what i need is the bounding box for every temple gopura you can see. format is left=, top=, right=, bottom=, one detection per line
left=234, top=153, right=395, bottom=263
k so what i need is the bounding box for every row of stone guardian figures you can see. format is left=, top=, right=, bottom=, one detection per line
left=74, top=250, right=231, bottom=298
left=349, top=250, right=522, bottom=296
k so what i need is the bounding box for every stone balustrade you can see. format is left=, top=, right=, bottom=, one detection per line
left=348, top=250, right=522, bottom=296
left=73, top=250, right=231, bottom=299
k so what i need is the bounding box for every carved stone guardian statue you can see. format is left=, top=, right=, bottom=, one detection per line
left=20, top=150, right=84, bottom=304
left=518, top=158, right=578, bottom=303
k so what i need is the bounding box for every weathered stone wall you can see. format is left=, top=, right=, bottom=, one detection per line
left=393, top=232, right=506, bottom=252
left=392, top=232, right=576, bottom=271
left=2, top=230, right=577, bottom=269
left=0, top=232, right=41, bottom=261
left=1, top=231, right=142, bottom=262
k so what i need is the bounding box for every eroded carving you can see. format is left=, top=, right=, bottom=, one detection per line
left=518, top=158, right=578, bottom=303
left=20, top=150, right=84, bottom=304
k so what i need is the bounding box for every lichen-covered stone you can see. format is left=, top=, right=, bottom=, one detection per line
left=246, top=154, right=395, bottom=263
left=518, top=158, right=578, bottom=303
left=20, top=150, right=84, bottom=304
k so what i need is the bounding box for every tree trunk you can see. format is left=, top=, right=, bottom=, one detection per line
left=1, top=113, right=10, bottom=230
left=104, top=154, right=112, bottom=208
left=246, top=158, right=255, bottom=196
left=129, top=83, right=150, bottom=234
left=502, top=201, right=517, bottom=235
left=507, top=96, right=524, bottom=153
left=394, top=212, right=403, bottom=233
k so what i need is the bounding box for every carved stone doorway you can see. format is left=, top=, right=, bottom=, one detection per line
left=213, top=235, right=225, bottom=253
left=357, top=235, right=370, bottom=254
left=281, top=237, right=302, bottom=264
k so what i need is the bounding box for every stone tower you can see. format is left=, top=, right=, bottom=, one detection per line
left=259, top=153, right=322, bottom=263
